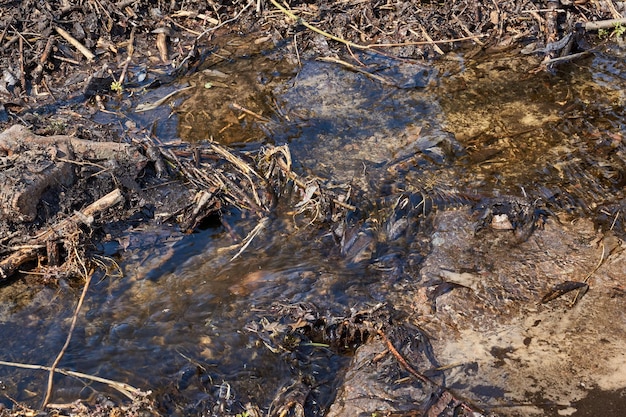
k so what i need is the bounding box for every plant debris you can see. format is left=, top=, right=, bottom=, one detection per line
left=0, top=0, right=621, bottom=124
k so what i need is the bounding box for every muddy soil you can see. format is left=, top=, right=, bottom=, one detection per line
left=324, top=204, right=626, bottom=416
left=0, top=0, right=620, bottom=240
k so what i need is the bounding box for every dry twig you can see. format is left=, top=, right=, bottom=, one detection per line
left=0, top=360, right=144, bottom=400
left=55, top=26, right=95, bottom=61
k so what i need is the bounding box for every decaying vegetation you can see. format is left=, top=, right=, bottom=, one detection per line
left=0, top=0, right=624, bottom=116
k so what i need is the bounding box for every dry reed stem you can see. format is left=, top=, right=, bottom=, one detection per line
left=54, top=26, right=95, bottom=61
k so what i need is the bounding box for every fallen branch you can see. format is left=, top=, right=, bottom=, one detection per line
left=0, top=125, right=144, bottom=221
left=0, top=124, right=143, bottom=160
left=0, top=189, right=124, bottom=280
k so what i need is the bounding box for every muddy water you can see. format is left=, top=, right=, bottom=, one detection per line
left=1, top=42, right=625, bottom=416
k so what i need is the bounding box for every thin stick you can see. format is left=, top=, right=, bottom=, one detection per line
left=0, top=360, right=142, bottom=400
left=42, top=265, right=94, bottom=408
left=170, top=10, right=219, bottom=26
left=582, top=17, right=626, bottom=30
left=230, top=102, right=271, bottom=122
left=230, top=217, right=270, bottom=261
left=369, top=33, right=489, bottom=47
left=414, top=25, right=444, bottom=55
left=317, top=56, right=393, bottom=85
left=377, top=329, right=432, bottom=384
left=55, top=26, right=95, bottom=61
left=134, top=85, right=194, bottom=112
left=269, top=0, right=367, bottom=50
left=609, top=210, right=620, bottom=231
left=18, top=35, right=26, bottom=93
left=452, top=15, right=485, bottom=46
left=32, top=35, right=55, bottom=83
left=196, top=0, right=254, bottom=40
left=541, top=51, right=590, bottom=65
left=294, top=33, right=301, bottom=67
left=569, top=242, right=605, bottom=307
left=118, top=26, right=136, bottom=85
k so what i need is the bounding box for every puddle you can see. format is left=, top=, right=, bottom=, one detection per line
left=1, top=39, right=625, bottom=416
left=174, top=37, right=297, bottom=144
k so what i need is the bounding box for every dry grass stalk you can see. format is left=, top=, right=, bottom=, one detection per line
left=0, top=360, right=145, bottom=400
left=54, top=26, right=95, bottom=61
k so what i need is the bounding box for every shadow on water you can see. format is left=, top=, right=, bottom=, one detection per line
left=1, top=40, right=625, bottom=416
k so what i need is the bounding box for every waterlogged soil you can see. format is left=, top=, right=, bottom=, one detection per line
left=0, top=2, right=626, bottom=417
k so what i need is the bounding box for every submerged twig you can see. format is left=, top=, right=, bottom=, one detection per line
left=135, top=85, right=194, bottom=112
left=42, top=266, right=95, bottom=408
left=569, top=241, right=605, bottom=306
left=230, top=102, right=271, bottom=122
left=317, top=56, right=394, bottom=85
left=230, top=217, right=270, bottom=261
left=377, top=329, right=432, bottom=384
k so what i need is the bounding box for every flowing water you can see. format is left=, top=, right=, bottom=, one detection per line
left=0, top=39, right=625, bottom=416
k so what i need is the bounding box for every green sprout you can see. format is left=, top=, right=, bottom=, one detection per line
left=599, top=23, right=625, bottom=39
left=613, top=22, right=626, bottom=37
left=110, top=80, right=123, bottom=93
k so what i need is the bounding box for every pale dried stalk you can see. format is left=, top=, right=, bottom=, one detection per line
left=55, top=26, right=95, bottom=61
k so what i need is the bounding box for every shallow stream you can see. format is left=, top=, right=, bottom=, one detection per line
left=1, top=39, right=625, bottom=416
